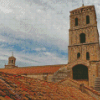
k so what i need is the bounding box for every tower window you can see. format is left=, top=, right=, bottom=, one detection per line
left=86, top=15, right=90, bottom=24
left=77, top=53, right=80, bottom=59
left=86, top=52, right=90, bottom=60
left=12, top=60, right=13, bottom=63
left=75, top=18, right=78, bottom=26
left=80, top=33, right=86, bottom=43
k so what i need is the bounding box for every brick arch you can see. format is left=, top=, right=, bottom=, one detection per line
left=72, top=63, right=89, bottom=69
left=72, top=64, right=88, bottom=80
left=69, top=60, right=90, bottom=69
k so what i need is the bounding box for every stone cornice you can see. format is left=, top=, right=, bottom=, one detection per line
left=68, top=42, right=99, bottom=47
left=69, top=24, right=97, bottom=31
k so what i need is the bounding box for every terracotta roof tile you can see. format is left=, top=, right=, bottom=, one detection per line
left=0, top=64, right=67, bottom=74
left=0, top=72, right=97, bottom=100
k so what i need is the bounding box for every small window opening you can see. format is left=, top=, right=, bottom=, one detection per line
left=75, top=18, right=78, bottom=26
left=80, top=33, right=86, bottom=43
left=12, top=60, right=13, bottom=63
left=77, top=53, right=80, bottom=59
left=86, top=15, right=90, bottom=24
left=86, top=52, right=90, bottom=60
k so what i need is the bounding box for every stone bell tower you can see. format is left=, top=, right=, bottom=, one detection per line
left=65, top=5, right=100, bottom=87
left=68, top=5, right=99, bottom=63
left=52, top=5, right=100, bottom=87
left=8, top=55, right=16, bottom=66
left=5, top=53, right=18, bottom=68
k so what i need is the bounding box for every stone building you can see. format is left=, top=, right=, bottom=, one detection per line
left=67, top=4, right=99, bottom=87
left=67, top=4, right=100, bottom=88
left=5, top=54, right=18, bottom=68
left=3, top=54, right=65, bottom=82
left=1, top=64, right=65, bottom=82
left=53, top=5, right=100, bottom=89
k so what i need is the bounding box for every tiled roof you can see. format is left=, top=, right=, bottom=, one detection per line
left=0, top=64, right=67, bottom=75
left=58, top=78, right=100, bottom=99
left=0, top=72, right=96, bottom=100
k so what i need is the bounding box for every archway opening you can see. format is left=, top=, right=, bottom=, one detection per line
left=75, top=18, right=78, bottom=26
left=80, top=33, right=86, bottom=43
left=77, top=53, right=80, bottom=59
left=86, top=15, right=90, bottom=24
left=72, top=64, right=88, bottom=80
left=86, top=52, right=90, bottom=60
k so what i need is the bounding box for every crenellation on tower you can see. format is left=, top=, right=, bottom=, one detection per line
left=70, top=5, right=97, bottom=30
left=70, top=5, right=95, bottom=16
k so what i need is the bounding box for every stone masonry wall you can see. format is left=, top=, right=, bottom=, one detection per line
left=89, top=62, right=98, bottom=87
left=68, top=43, right=99, bottom=63
left=70, top=6, right=97, bottom=30
left=68, top=5, right=99, bottom=64
left=69, top=26, right=98, bottom=45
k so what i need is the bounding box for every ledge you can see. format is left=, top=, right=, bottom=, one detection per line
left=68, top=42, right=99, bottom=47
left=69, top=24, right=97, bottom=31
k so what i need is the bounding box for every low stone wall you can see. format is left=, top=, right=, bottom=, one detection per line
left=59, top=78, right=100, bottom=99
left=21, top=74, right=53, bottom=82
left=47, top=74, right=53, bottom=82
left=23, top=74, right=44, bottom=80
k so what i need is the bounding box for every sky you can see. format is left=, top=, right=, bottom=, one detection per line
left=0, top=0, right=100, bottom=68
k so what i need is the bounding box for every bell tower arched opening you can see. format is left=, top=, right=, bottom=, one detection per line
left=72, top=64, right=88, bottom=80
left=86, top=52, right=90, bottom=60
left=80, top=33, right=86, bottom=43
left=75, top=18, right=78, bottom=26
left=86, top=15, right=90, bottom=24
left=77, top=53, right=80, bottom=59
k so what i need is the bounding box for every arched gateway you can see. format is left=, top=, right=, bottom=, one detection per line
left=72, top=64, right=88, bottom=80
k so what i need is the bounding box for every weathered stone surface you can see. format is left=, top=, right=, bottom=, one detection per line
left=67, top=5, right=100, bottom=88
left=52, top=67, right=68, bottom=82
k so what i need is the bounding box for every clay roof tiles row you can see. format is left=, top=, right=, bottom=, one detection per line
left=0, top=72, right=97, bottom=100
left=0, top=64, right=67, bottom=75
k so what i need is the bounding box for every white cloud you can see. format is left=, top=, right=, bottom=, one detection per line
left=0, top=6, right=12, bottom=14
left=34, top=47, right=46, bottom=51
